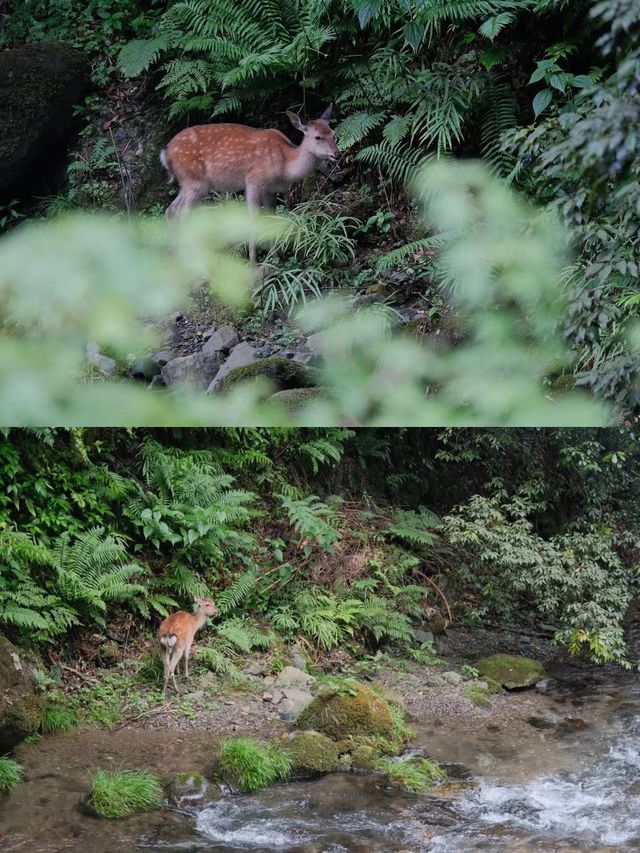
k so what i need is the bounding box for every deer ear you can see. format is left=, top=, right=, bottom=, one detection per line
left=287, top=110, right=306, bottom=132
left=319, top=105, right=333, bottom=122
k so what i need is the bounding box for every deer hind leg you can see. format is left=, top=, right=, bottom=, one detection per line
left=166, top=181, right=208, bottom=219
left=167, top=643, right=185, bottom=694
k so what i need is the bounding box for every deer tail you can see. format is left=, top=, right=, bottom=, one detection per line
left=159, top=148, right=174, bottom=184
left=159, top=632, right=178, bottom=649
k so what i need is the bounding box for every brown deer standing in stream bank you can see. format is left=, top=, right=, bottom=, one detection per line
left=160, top=106, right=339, bottom=263
left=157, top=597, right=219, bottom=697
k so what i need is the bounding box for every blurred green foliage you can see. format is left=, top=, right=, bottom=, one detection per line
left=0, top=162, right=610, bottom=426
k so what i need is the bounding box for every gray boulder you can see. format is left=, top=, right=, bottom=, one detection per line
left=162, top=351, right=223, bottom=390
left=274, top=665, right=316, bottom=691
left=206, top=342, right=257, bottom=393
left=202, top=325, right=239, bottom=355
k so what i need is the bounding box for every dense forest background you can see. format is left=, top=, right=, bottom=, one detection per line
left=0, top=0, right=638, bottom=423
left=1, top=427, right=639, bottom=667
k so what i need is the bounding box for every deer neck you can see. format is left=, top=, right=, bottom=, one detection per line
left=193, top=609, right=208, bottom=632
left=285, top=142, right=319, bottom=184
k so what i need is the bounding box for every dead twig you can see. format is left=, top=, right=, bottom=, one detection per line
left=61, top=665, right=100, bottom=685
left=414, top=568, right=453, bottom=625
left=115, top=702, right=171, bottom=731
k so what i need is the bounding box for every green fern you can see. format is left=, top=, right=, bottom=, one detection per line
left=117, top=37, right=169, bottom=78
left=387, top=509, right=441, bottom=548
left=53, top=528, right=145, bottom=627
left=279, top=494, right=341, bottom=550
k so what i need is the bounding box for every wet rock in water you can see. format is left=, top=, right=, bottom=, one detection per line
left=0, top=43, right=90, bottom=194
left=527, top=715, right=556, bottom=730
left=162, top=351, right=223, bottom=390
left=0, top=636, right=44, bottom=751
left=556, top=717, right=589, bottom=735
left=283, top=731, right=341, bottom=776
left=535, top=677, right=559, bottom=695
left=206, top=342, right=258, bottom=393
left=476, top=654, right=545, bottom=690
left=442, top=671, right=463, bottom=686
left=129, top=355, right=161, bottom=382
left=168, top=771, right=209, bottom=806
left=86, top=342, right=117, bottom=376
left=202, top=325, right=239, bottom=355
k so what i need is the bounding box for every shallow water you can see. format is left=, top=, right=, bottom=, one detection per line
left=2, top=665, right=638, bottom=852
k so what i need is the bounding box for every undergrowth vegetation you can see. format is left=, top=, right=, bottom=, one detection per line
left=0, top=427, right=638, bottom=668
left=88, top=767, right=164, bottom=818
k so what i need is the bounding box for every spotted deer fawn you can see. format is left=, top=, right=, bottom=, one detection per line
left=160, top=106, right=339, bottom=263
left=157, top=597, right=219, bottom=697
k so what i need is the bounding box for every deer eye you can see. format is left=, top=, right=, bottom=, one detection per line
left=315, top=136, right=322, bottom=141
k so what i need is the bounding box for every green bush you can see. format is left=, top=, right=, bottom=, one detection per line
left=88, top=768, right=164, bottom=818
left=218, top=737, right=292, bottom=792
left=0, top=756, right=24, bottom=793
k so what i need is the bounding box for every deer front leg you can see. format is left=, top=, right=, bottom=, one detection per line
left=245, top=183, right=263, bottom=264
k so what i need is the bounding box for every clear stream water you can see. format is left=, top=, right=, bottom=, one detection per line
left=2, top=664, right=638, bottom=852
left=166, top=668, right=640, bottom=853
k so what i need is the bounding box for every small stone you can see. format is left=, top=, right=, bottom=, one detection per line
left=414, top=629, right=435, bottom=645
left=262, top=692, right=273, bottom=702
left=426, top=675, right=446, bottom=688
left=263, top=675, right=275, bottom=687
left=270, top=689, right=284, bottom=705
left=442, top=671, right=463, bottom=686
left=243, top=659, right=267, bottom=677
left=86, top=342, right=117, bottom=376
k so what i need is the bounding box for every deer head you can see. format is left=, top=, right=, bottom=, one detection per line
left=286, top=106, right=339, bottom=162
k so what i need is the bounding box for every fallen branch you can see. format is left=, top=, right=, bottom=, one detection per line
left=415, top=568, right=453, bottom=625
left=61, top=664, right=100, bottom=685
left=115, top=702, right=170, bottom=731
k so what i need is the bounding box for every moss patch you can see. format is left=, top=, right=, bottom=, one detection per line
left=283, top=732, right=340, bottom=774
left=462, top=685, right=491, bottom=707
left=270, top=387, right=330, bottom=412
left=219, top=357, right=320, bottom=393
left=296, top=680, right=394, bottom=741
left=476, top=654, right=545, bottom=690
left=374, top=756, right=446, bottom=792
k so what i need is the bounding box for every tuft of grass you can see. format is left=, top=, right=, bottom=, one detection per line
left=89, top=768, right=164, bottom=818
left=375, top=755, right=446, bottom=792
left=218, top=737, right=292, bottom=792
left=0, top=756, right=24, bottom=793
left=41, top=703, right=79, bottom=734
left=463, top=685, right=491, bottom=707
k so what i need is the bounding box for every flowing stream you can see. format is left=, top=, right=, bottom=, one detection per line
left=165, top=667, right=640, bottom=853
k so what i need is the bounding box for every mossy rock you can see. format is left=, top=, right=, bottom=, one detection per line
left=0, top=43, right=90, bottom=192
left=168, top=771, right=209, bottom=805
left=0, top=636, right=44, bottom=752
left=218, top=357, right=320, bottom=393
left=270, top=387, right=330, bottom=413
left=350, top=744, right=379, bottom=770
left=296, top=681, right=394, bottom=741
left=476, top=654, right=545, bottom=690
left=283, top=732, right=341, bottom=775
